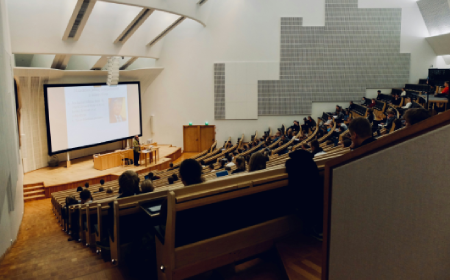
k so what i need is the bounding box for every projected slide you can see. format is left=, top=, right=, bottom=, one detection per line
left=44, top=82, right=141, bottom=154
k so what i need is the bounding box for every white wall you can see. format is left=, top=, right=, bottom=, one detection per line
left=0, top=0, right=24, bottom=259
left=142, top=0, right=438, bottom=149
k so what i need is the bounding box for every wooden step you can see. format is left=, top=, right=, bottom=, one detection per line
left=24, top=189, right=45, bottom=197
left=23, top=185, right=44, bottom=191
left=275, top=234, right=322, bottom=280
left=24, top=194, right=46, bottom=202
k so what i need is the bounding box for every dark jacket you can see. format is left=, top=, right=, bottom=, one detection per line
left=352, top=137, right=377, bottom=150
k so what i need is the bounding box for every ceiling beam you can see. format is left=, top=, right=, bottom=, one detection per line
left=114, top=8, right=154, bottom=44
left=51, top=54, right=72, bottom=70
left=91, top=56, right=109, bottom=70
left=119, top=57, right=138, bottom=70
left=147, top=16, right=186, bottom=47
left=62, top=0, right=97, bottom=41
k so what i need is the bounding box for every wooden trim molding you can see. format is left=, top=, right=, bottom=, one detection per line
left=322, top=109, right=450, bottom=280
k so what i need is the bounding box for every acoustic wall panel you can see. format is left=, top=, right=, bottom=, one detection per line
left=214, top=63, right=225, bottom=119
left=258, top=0, right=410, bottom=115
left=417, top=0, right=450, bottom=37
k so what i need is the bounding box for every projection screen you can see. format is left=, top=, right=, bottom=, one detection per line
left=44, top=82, right=142, bottom=155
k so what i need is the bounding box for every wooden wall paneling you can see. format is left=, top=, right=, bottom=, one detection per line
left=183, top=126, right=200, bottom=152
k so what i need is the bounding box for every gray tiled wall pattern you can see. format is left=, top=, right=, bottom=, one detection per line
left=417, top=0, right=450, bottom=37
left=258, top=0, right=410, bottom=115
left=214, top=63, right=225, bottom=119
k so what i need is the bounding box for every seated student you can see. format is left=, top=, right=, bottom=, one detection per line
left=76, top=186, right=83, bottom=192
left=179, top=159, right=204, bottom=186
left=334, top=106, right=344, bottom=119
left=337, top=118, right=348, bottom=131
left=348, top=117, right=376, bottom=150
left=341, top=138, right=352, bottom=148
left=94, top=187, right=104, bottom=194
left=168, top=162, right=175, bottom=170
left=168, top=177, right=174, bottom=185
left=435, top=81, right=450, bottom=98
left=117, top=170, right=141, bottom=198
left=310, top=140, right=326, bottom=157
left=307, top=116, right=317, bottom=130
left=393, top=119, right=403, bottom=131
left=427, top=80, right=436, bottom=94
left=225, top=154, right=235, bottom=167
left=272, top=131, right=282, bottom=142
left=289, top=120, right=301, bottom=133
left=390, top=93, right=401, bottom=106
left=376, top=90, right=382, bottom=100
left=403, top=108, right=431, bottom=128
left=100, top=179, right=105, bottom=186
left=248, top=152, right=267, bottom=172
left=172, top=174, right=179, bottom=182
left=368, top=98, right=376, bottom=108
left=106, top=187, right=113, bottom=194
left=398, top=97, right=412, bottom=115
left=80, top=190, right=93, bottom=204
left=84, top=182, right=89, bottom=189
left=401, top=88, right=407, bottom=97
left=379, top=109, right=396, bottom=134
left=148, top=172, right=161, bottom=181
left=324, top=115, right=333, bottom=126
left=349, top=101, right=355, bottom=111
left=361, top=97, right=370, bottom=106
left=343, top=109, right=350, bottom=122
left=367, top=108, right=375, bottom=124
left=140, top=179, right=154, bottom=193
left=231, top=156, right=246, bottom=174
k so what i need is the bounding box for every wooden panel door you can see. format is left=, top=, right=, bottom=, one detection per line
left=183, top=126, right=199, bottom=152
left=200, top=126, right=215, bottom=152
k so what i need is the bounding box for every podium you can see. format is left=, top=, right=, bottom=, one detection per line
left=93, top=149, right=133, bottom=171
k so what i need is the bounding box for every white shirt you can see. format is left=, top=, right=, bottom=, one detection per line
left=314, top=151, right=327, bottom=158
left=401, top=91, right=406, bottom=97
left=226, top=162, right=235, bottom=168
left=402, top=102, right=412, bottom=109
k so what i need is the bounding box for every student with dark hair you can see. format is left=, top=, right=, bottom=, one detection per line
left=285, top=150, right=323, bottom=239
left=231, top=156, right=246, bottom=174
left=368, top=98, right=376, bottom=108
left=169, top=163, right=174, bottom=168
left=379, top=110, right=396, bottom=134
left=100, top=179, right=105, bottom=186
left=147, top=172, right=161, bottom=181
left=168, top=177, right=174, bottom=185
left=84, top=182, right=89, bottom=188
left=342, top=138, right=352, bottom=148
left=310, top=140, right=326, bottom=157
left=349, top=101, right=355, bottom=111
left=80, top=189, right=92, bottom=204
left=289, top=120, right=301, bottom=133
left=307, top=116, right=316, bottom=130
left=348, top=117, right=376, bottom=149
left=401, top=88, right=407, bottom=97
left=106, top=187, right=113, bottom=194
left=172, top=174, right=178, bottom=181
left=248, top=153, right=267, bottom=172
left=376, top=90, right=382, bottom=100
left=76, top=186, right=83, bottom=192
left=94, top=186, right=105, bottom=194
left=140, top=179, right=154, bottom=193
left=117, top=170, right=140, bottom=198
left=207, top=164, right=215, bottom=173
left=404, top=108, right=431, bottom=127
left=179, top=159, right=203, bottom=186
left=393, top=119, right=403, bottom=131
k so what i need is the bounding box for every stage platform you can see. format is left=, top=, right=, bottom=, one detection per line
left=23, top=144, right=182, bottom=197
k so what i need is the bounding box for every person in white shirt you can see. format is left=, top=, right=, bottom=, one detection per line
left=402, top=97, right=412, bottom=109
left=400, top=88, right=407, bottom=97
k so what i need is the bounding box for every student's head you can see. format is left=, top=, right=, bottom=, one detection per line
left=179, top=159, right=203, bottom=186
left=79, top=189, right=92, bottom=204
left=148, top=172, right=154, bottom=179
left=84, top=182, right=89, bottom=188
left=342, top=139, right=352, bottom=148
left=100, top=179, right=105, bottom=185
left=235, top=156, right=246, bottom=171
left=403, top=108, right=431, bottom=127
left=328, top=115, right=332, bottom=120
left=140, top=179, right=154, bottom=193
left=310, top=140, right=320, bottom=152
left=371, top=98, right=376, bottom=103
left=169, top=163, right=174, bottom=168
left=275, top=131, right=281, bottom=137
left=248, top=153, right=267, bottom=172
left=293, top=120, right=299, bottom=126
left=168, top=177, right=174, bottom=184
left=402, top=88, right=405, bottom=91
left=76, top=186, right=83, bottom=192
left=348, top=117, right=372, bottom=147
left=226, top=154, right=233, bottom=162
left=350, top=101, right=354, bottom=104
left=106, top=187, right=113, bottom=194
left=209, top=164, right=214, bottom=170
left=98, top=187, right=104, bottom=192
left=308, top=116, right=312, bottom=120
left=66, top=195, right=78, bottom=206
left=387, top=109, right=395, bottom=118
left=445, top=81, right=449, bottom=87
left=405, top=97, right=411, bottom=103
left=118, top=170, right=140, bottom=196
left=377, top=90, right=381, bottom=94
left=172, top=174, right=178, bottom=181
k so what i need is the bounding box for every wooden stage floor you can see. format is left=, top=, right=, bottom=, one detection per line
left=24, top=145, right=181, bottom=188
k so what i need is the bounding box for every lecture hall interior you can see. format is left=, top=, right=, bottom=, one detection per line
left=1, top=0, right=450, bottom=279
